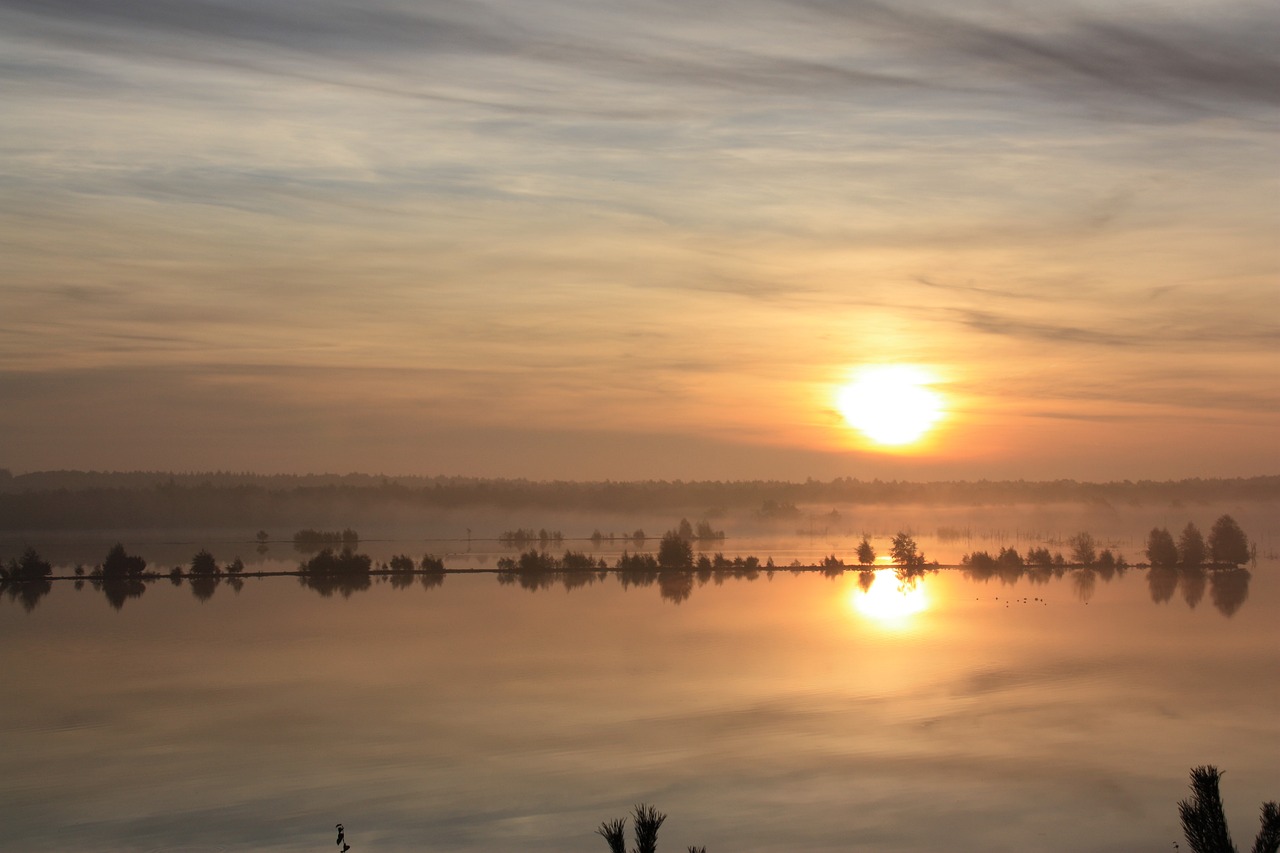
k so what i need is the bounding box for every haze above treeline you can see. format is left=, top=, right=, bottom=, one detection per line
left=1, top=469, right=1277, bottom=532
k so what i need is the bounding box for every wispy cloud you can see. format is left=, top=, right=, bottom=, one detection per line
left=1, top=0, right=1275, bottom=478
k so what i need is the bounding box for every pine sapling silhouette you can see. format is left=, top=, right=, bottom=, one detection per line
left=633, top=804, right=665, bottom=853
left=1178, top=766, right=1280, bottom=853
left=597, top=817, right=626, bottom=853
left=597, top=804, right=700, bottom=853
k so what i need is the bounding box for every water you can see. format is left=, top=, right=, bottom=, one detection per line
left=2, top=549, right=1277, bottom=852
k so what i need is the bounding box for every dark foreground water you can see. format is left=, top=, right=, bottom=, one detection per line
left=2, top=559, right=1277, bottom=852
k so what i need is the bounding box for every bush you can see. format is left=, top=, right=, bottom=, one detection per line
left=1069, top=532, right=1096, bottom=567
left=5, top=548, right=53, bottom=581
left=190, top=549, right=219, bottom=576
left=300, top=548, right=371, bottom=576
left=998, top=547, right=1024, bottom=567
left=657, top=531, right=694, bottom=568
left=964, top=550, right=997, bottom=569
left=102, top=544, right=146, bottom=579
left=1026, top=547, right=1054, bottom=567
left=561, top=550, right=597, bottom=571
left=890, top=532, right=925, bottom=566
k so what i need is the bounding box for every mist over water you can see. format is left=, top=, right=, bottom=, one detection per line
left=2, top=501, right=1277, bottom=852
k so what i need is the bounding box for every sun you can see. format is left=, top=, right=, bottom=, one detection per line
left=849, top=569, right=929, bottom=624
left=836, top=365, right=944, bottom=447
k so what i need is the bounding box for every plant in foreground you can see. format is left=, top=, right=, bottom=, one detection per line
left=598, top=803, right=704, bottom=853
left=1178, top=765, right=1279, bottom=853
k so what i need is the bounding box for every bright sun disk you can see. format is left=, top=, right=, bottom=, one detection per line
left=851, top=571, right=929, bottom=622
left=836, top=365, right=944, bottom=447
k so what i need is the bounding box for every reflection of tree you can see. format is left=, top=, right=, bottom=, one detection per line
left=517, top=571, right=559, bottom=591
left=298, top=573, right=371, bottom=598
left=657, top=571, right=694, bottom=604
left=1180, top=567, right=1207, bottom=609
left=857, top=570, right=875, bottom=593
left=894, top=566, right=933, bottom=589
left=190, top=574, right=219, bottom=602
left=1072, top=568, right=1097, bottom=603
left=617, top=567, right=657, bottom=590
left=99, top=577, right=146, bottom=610
left=1209, top=569, right=1250, bottom=617
left=1022, top=564, right=1055, bottom=586
left=1147, top=566, right=1179, bottom=604
left=2, top=578, right=53, bottom=611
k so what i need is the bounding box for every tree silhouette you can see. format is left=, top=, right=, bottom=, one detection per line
left=1179, top=523, right=1206, bottom=568
left=890, top=532, right=925, bottom=566
left=657, top=531, right=693, bottom=569
left=1069, top=532, right=1097, bottom=566
left=101, top=543, right=146, bottom=579
left=1208, top=516, right=1250, bottom=566
left=855, top=536, right=876, bottom=565
left=4, top=548, right=53, bottom=581
left=1, top=550, right=54, bottom=611
left=1146, top=528, right=1178, bottom=568
left=190, top=549, right=219, bottom=576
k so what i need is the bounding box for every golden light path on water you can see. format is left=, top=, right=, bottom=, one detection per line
left=848, top=568, right=930, bottom=627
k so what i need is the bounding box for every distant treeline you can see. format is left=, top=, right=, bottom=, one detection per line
left=1, top=469, right=1278, bottom=530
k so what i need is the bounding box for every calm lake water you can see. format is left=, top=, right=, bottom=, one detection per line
left=2, top=536, right=1277, bottom=852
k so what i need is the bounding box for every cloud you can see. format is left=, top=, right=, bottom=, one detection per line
left=10, top=0, right=1271, bottom=123
left=789, top=0, right=1280, bottom=117
left=954, top=309, right=1136, bottom=348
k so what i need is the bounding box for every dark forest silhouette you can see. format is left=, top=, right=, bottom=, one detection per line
left=3, top=470, right=1279, bottom=531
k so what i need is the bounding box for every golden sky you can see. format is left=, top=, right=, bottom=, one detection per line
left=1, top=0, right=1276, bottom=479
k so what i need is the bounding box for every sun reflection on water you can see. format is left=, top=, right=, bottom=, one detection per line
left=849, top=568, right=930, bottom=626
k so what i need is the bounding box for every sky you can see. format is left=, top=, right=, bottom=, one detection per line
left=1, top=0, right=1276, bottom=481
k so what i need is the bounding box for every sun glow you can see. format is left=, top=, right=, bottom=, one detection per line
left=850, top=570, right=929, bottom=624
left=836, top=365, right=944, bottom=447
